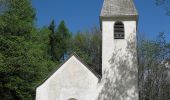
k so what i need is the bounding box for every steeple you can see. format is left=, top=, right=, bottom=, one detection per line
left=100, top=0, right=138, bottom=18
left=99, top=0, right=139, bottom=99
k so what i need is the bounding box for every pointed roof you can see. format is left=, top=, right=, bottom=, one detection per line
left=36, top=53, right=101, bottom=88
left=100, top=0, right=138, bottom=18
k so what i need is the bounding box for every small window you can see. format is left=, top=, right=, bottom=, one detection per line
left=114, top=21, right=124, bottom=39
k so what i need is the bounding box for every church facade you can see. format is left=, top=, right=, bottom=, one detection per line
left=36, top=0, right=139, bottom=100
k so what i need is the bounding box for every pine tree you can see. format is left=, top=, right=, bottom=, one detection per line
left=0, top=0, right=57, bottom=99
left=56, top=20, right=71, bottom=61
left=48, top=20, right=57, bottom=61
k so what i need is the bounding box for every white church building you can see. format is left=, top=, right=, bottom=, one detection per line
left=36, top=0, right=139, bottom=100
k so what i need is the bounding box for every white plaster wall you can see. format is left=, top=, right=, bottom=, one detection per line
left=36, top=82, right=49, bottom=100
left=36, top=56, right=99, bottom=100
left=102, top=20, right=137, bottom=74
left=99, top=19, right=139, bottom=100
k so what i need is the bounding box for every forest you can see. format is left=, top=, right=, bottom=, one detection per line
left=0, top=0, right=170, bottom=100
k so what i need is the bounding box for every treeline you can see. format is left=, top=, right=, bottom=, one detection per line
left=0, top=0, right=101, bottom=99
left=47, top=20, right=102, bottom=74
left=0, top=0, right=56, bottom=99
left=138, top=33, right=170, bottom=100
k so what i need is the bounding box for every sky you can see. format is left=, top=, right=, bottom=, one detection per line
left=32, top=0, right=170, bottom=41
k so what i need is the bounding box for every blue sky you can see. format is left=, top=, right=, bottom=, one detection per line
left=32, top=0, right=170, bottom=41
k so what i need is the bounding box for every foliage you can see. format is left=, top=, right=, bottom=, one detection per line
left=0, top=0, right=57, bottom=99
left=0, top=0, right=35, bottom=36
left=48, top=20, right=57, bottom=61
left=48, top=20, right=72, bottom=62
left=56, top=21, right=72, bottom=61
left=72, top=27, right=102, bottom=74
left=138, top=32, right=170, bottom=100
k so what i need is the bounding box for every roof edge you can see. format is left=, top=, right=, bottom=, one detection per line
left=100, top=14, right=138, bottom=20
left=100, top=0, right=138, bottom=18
left=72, top=53, right=102, bottom=79
left=35, top=52, right=101, bottom=89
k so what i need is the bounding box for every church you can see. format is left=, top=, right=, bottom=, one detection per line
left=36, top=0, right=139, bottom=100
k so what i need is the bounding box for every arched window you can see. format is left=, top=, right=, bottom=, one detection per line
left=68, top=98, right=77, bottom=100
left=114, top=21, right=124, bottom=39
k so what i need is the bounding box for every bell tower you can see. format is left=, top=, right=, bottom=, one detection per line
left=99, top=0, right=139, bottom=99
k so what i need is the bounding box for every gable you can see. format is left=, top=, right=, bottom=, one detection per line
left=36, top=53, right=100, bottom=88
left=36, top=53, right=100, bottom=100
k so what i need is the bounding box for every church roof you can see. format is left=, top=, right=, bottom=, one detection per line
left=100, top=0, right=138, bottom=18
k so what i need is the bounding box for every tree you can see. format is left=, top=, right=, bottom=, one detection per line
left=0, top=0, right=35, bottom=99
left=72, top=27, right=102, bottom=74
left=0, top=0, right=35, bottom=36
left=56, top=20, right=71, bottom=61
left=138, top=32, right=170, bottom=100
left=0, top=0, right=58, bottom=99
left=48, top=20, right=57, bottom=61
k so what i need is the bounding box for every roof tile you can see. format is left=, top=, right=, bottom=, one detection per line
left=100, top=0, right=138, bottom=17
